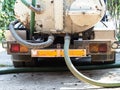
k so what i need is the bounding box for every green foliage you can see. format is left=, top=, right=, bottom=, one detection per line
left=0, top=0, right=16, bottom=41
left=107, top=0, right=120, bottom=40
left=107, top=0, right=120, bottom=18
left=0, top=0, right=16, bottom=30
left=0, top=11, right=9, bottom=30
left=0, top=31, right=3, bottom=42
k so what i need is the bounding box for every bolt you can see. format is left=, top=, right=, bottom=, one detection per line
left=37, top=4, right=41, bottom=8
left=51, top=0, right=54, bottom=4
left=39, top=24, right=43, bottom=28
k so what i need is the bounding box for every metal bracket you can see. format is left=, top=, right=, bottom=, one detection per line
left=112, top=41, right=120, bottom=49
left=2, top=39, right=7, bottom=49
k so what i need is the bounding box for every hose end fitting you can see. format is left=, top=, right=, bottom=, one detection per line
left=65, top=35, right=71, bottom=40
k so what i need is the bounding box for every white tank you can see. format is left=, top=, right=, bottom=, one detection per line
left=14, top=0, right=105, bottom=34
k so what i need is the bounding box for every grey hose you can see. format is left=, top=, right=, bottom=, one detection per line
left=9, top=20, right=54, bottom=49
left=64, top=35, right=120, bottom=88
left=21, top=0, right=43, bottom=14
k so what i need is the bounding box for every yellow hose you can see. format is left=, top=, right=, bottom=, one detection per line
left=64, top=35, right=120, bottom=88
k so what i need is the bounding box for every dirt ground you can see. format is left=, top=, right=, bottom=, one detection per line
left=1, top=44, right=120, bottom=90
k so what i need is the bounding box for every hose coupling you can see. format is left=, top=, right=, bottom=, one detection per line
left=65, top=35, right=71, bottom=40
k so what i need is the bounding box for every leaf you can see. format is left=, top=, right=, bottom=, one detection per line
left=0, top=0, right=16, bottom=41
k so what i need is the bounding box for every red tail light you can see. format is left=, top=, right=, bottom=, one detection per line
left=10, top=44, right=20, bottom=53
left=99, top=44, right=107, bottom=53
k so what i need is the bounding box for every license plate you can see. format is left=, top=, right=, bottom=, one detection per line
left=31, top=49, right=86, bottom=57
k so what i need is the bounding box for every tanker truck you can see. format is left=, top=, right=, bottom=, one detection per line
left=2, top=0, right=118, bottom=67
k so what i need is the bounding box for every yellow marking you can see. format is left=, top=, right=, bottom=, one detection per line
left=31, top=49, right=86, bottom=57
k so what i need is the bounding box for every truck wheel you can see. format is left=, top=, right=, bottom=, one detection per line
left=11, top=55, right=36, bottom=67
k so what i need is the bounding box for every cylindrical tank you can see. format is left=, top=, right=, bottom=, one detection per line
left=14, top=0, right=105, bottom=34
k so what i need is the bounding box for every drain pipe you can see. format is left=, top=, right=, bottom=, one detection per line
left=30, top=0, right=36, bottom=39
left=9, top=20, right=54, bottom=49
left=64, top=35, right=120, bottom=88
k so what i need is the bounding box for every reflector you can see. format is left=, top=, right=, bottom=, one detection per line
left=31, top=49, right=86, bottom=57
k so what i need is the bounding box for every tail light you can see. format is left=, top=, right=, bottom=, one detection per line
left=89, top=43, right=107, bottom=53
left=20, top=45, right=29, bottom=53
left=99, top=44, right=107, bottom=53
left=10, top=44, right=20, bottom=53
left=10, top=44, right=28, bottom=53
left=89, top=43, right=99, bottom=53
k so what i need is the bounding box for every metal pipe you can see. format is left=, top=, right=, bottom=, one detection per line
left=30, top=0, right=36, bottom=39
left=64, top=35, right=120, bottom=88
left=9, top=20, right=54, bottom=49
left=21, top=0, right=43, bottom=14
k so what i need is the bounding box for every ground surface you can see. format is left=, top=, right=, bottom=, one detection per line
left=1, top=44, right=120, bottom=90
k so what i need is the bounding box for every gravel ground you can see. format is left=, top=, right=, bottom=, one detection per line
left=1, top=44, right=120, bottom=90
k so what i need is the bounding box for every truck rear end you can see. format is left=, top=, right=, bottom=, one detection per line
left=2, top=0, right=118, bottom=67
